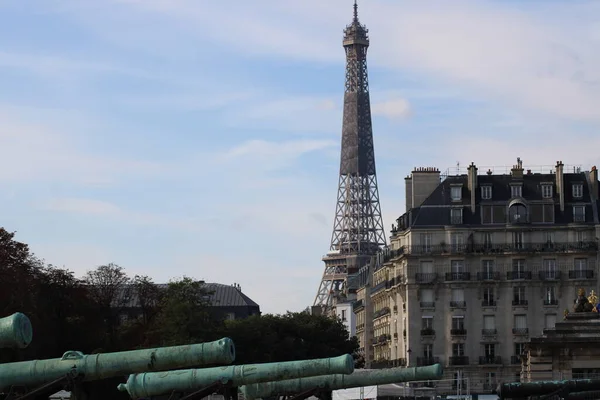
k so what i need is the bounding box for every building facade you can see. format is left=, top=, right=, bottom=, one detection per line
left=356, top=159, right=600, bottom=395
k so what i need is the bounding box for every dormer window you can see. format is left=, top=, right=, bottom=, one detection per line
left=573, top=206, right=585, bottom=222
left=573, top=184, right=583, bottom=198
left=509, top=203, right=528, bottom=224
left=451, top=185, right=462, bottom=201
left=481, top=185, right=492, bottom=200
left=451, top=208, right=463, bottom=224
left=511, top=185, right=522, bottom=198
left=542, top=184, right=553, bottom=199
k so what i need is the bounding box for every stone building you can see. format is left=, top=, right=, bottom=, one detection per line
left=523, top=289, right=600, bottom=382
left=355, top=159, right=600, bottom=395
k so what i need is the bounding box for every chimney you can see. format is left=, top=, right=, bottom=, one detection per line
left=405, top=175, right=413, bottom=213
left=590, top=166, right=598, bottom=200
left=556, top=161, right=564, bottom=212
left=511, top=157, right=524, bottom=179
left=467, top=162, right=478, bottom=213
left=408, top=167, right=441, bottom=211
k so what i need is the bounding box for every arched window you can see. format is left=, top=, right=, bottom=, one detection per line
left=509, top=203, right=528, bottom=224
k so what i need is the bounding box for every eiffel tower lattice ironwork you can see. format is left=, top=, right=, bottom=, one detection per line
left=313, top=1, right=386, bottom=313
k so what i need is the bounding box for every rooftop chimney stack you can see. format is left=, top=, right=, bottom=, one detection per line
left=590, top=166, right=598, bottom=200
left=467, top=162, right=478, bottom=213
left=406, top=167, right=440, bottom=212
left=511, top=157, right=524, bottom=179
left=556, top=161, right=565, bottom=212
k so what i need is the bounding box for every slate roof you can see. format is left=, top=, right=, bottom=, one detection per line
left=111, top=282, right=259, bottom=309
left=397, top=171, right=600, bottom=229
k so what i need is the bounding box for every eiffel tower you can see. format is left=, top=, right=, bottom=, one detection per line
left=313, top=1, right=386, bottom=314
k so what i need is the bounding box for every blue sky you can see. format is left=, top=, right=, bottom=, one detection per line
left=0, top=0, right=599, bottom=314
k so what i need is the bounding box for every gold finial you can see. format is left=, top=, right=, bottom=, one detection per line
left=588, top=290, right=598, bottom=305
left=578, top=288, right=586, bottom=297
left=564, top=309, right=570, bottom=319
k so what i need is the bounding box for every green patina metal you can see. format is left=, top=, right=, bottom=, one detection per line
left=498, top=379, right=600, bottom=399
left=240, top=363, right=443, bottom=400
left=117, top=354, right=355, bottom=399
left=0, top=337, right=235, bottom=390
left=0, top=312, right=33, bottom=349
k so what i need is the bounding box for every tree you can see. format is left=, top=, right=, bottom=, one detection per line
left=117, top=275, right=161, bottom=349
left=84, top=263, right=131, bottom=350
left=149, top=277, right=216, bottom=346
left=219, top=312, right=360, bottom=364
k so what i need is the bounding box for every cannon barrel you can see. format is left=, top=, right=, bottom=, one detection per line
left=0, top=337, right=235, bottom=390
left=240, top=364, right=443, bottom=400
left=0, top=313, right=33, bottom=349
left=117, top=354, right=355, bottom=399
left=498, top=379, right=600, bottom=399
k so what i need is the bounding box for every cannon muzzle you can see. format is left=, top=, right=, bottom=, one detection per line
left=240, top=363, right=443, bottom=399
left=0, top=313, right=32, bottom=349
left=0, top=337, right=235, bottom=390
left=117, top=354, right=355, bottom=399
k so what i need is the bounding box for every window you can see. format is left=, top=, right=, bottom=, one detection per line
left=483, top=232, right=493, bottom=248
left=226, top=312, right=235, bottom=321
left=573, top=206, right=585, bottom=222
left=420, top=233, right=432, bottom=252
left=451, top=208, right=463, bottom=224
left=421, top=289, right=434, bottom=303
left=451, top=260, right=465, bottom=273
left=514, top=314, right=527, bottom=332
left=509, top=203, right=528, bottom=223
left=544, top=287, right=556, bottom=305
left=573, top=184, right=583, bottom=198
left=576, top=231, right=588, bottom=242
left=423, top=344, right=433, bottom=358
left=483, top=287, right=495, bottom=306
left=484, top=343, right=496, bottom=357
left=483, top=315, right=496, bottom=331
left=513, top=286, right=526, bottom=305
left=451, top=288, right=465, bottom=307
left=515, top=342, right=526, bottom=356
left=511, top=185, right=523, bottom=198
left=545, top=314, right=556, bottom=329
left=574, top=258, right=588, bottom=271
left=451, top=186, right=462, bottom=201
left=486, top=372, right=497, bottom=386
left=451, top=233, right=464, bottom=251
left=481, top=185, right=492, bottom=199
left=452, top=316, right=464, bottom=330
left=341, top=309, right=347, bottom=322
left=422, top=316, right=433, bottom=329
left=544, top=259, right=557, bottom=279
left=545, top=232, right=554, bottom=244
left=420, top=261, right=433, bottom=274
left=452, top=343, right=465, bottom=356
left=482, top=260, right=495, bottom=279
left=513, top=231, right=524, bottom=249
left=542, top=184, right=553, bottom=198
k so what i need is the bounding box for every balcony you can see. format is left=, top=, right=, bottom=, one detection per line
left=421, top=328, right=435, bottom=337
left=450, top=301, right=466, bottom=308
left=449, top=356, right=469, bottom=366
left=415, top=273, right=437, bottom=283
left=352, top=299, right=364, bottom=312
left=512, top=328, right=529, bottom=335
left=482, top=300, right=497, bottom=307
left=479, top=356, right=502, bottom=365
left=511, top=355, right=522, bottom=364
left=373, top=334, right=391, bottom=344
left=373, top=307, right=391, bottom=320
left=507, top=271, right=532, bottom=280
left=417, top=356, right=440, bottom=366
left=450, top=328, right=467, bottom=336
left=539, top=271, right=562, bottom=281
left=512, top=299, right=528, bottom=306
left=569, top=270, right=594, bottom=279
left=477, top=271, right=500, bottom=281
left=395, top=241, right=598, bottom=256
left=445, top=272, right=471, bottom=281
left=420, top=301, right=435, bottom=308
left=482, top=329, right=497, bottom=335
left=544, top=299, right=558, bottom=306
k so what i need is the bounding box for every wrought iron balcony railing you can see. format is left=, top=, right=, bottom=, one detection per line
left=415, top=273, right=437, bottom=283
left=421, top=328, right=435, bottom=336
left=445, top=272, right=471, bottom=281
left=482, top=300, right=497, bottom=307
left=569, top=270, right=594, bottom=279
left=507, top=271, right=532, bottom=280
left=477, top=271, right=500, bottom=281
left=539, top=271, right=562, bottom=280
left=449, top=356, right=469, bottom=366
left=450, top=301, right=466, bottom=308
left=482, top=329, right=497, bottom=335
left=450, top=328, right=467, bottom=336
left=420, top=302, right=435, bottom=308
left=512, top=299, right=528, bottom=306
left=479, top=356, right=502, bottom=365
left=511, top=355, right=522, bottom=364
left=544, top=299, right=558, bottom=306
left=512, top=328, right=529, bottom=335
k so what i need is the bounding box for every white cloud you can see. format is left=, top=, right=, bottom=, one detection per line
left=372, top=98, right=412, bottom=119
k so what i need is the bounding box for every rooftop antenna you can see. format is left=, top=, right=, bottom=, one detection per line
left=456, top=161, right=460, bottom=175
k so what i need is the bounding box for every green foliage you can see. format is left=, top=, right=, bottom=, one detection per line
left=220, top=311, right=359, bottom=364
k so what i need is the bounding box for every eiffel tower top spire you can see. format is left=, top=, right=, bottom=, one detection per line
left=353, top=0, right=358, bottom=21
